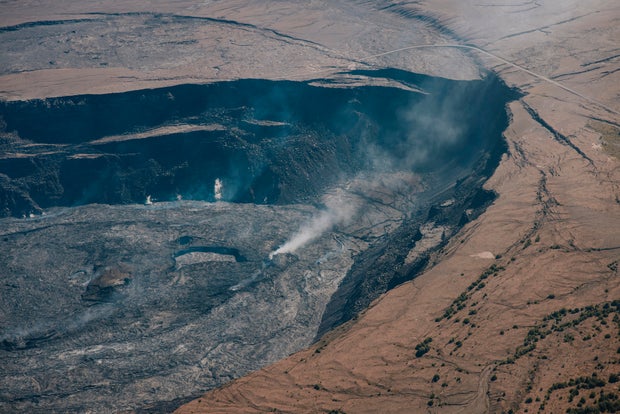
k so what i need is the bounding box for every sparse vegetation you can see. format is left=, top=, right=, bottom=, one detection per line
left=501, top=301, right=620, bottom=364
left=428, top=392, right=437, bottom=407
left=546, top=374, right=606, bottom=403
left=436, top=264, right=505, bottom=322
left=415, top=337, right=433, bottom=358
left=565, top=391, right=620, bottom=413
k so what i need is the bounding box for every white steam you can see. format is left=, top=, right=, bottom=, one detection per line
left=214, top=178, right=223, bottom=201
left=269, top=192, right=357, bottom=259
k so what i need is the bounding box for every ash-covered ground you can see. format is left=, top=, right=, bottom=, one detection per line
left=0, top=71, right=517, bottom=412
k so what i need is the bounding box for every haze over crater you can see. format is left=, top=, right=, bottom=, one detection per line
left=0, top=65, right=516, bottom=412
left=0, top=1, right=618, bottom=413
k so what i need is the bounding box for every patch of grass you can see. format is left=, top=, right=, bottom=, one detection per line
left=590, top=121, right=620, bottom=159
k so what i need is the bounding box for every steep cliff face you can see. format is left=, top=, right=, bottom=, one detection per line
left=0, top=73, right=513, bottom=218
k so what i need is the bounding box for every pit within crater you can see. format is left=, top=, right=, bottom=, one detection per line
left=0, top=69, right=515, bottom=216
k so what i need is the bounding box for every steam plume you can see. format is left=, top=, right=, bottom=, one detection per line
left=269, top=191, right=357, bottom=259
left=214, top=178, right=223, bottom=201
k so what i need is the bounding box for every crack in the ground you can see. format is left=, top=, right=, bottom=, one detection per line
left=521, top=100, right=595, bottom=166
left=496, top=11, right=599, bottom=41
left=581, top=52, right=620, bottom=67
left=0, top=18, right=101, bottom=32
left=551, top=65, right=604, bottom=80
left=600, top=67, right=620, bottom=79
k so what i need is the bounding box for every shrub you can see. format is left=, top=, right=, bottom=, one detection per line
left=415, top=337, right=432, bottom=358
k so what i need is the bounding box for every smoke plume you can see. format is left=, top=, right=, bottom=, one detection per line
left=269, top=191, right=358, bottom=258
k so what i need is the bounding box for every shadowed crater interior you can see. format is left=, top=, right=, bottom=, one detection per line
left=0, top=70, right=516, bottom=217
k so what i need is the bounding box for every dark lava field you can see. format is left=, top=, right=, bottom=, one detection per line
left=0, top=70, right=518, bottom=412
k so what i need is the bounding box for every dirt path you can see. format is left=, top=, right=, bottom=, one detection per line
left=455, top=364, right=493, bottom=414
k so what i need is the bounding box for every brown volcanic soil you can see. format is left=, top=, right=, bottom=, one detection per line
left=1, top=1, right=619, bottom=413
left=172, top=1, right=620, bottom=414
left=0, top=0, right=479, bottom=100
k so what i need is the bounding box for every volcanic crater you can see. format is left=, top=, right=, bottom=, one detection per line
left=0, top=70, right=518, bottom=412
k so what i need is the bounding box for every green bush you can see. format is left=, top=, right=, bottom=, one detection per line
left=415, top=337, right=432, bottom=358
